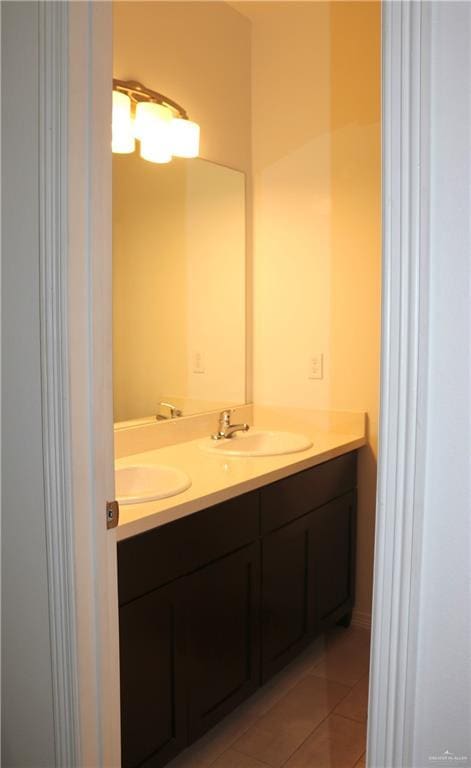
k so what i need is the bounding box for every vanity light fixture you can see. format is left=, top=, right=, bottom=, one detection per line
left=112, top=79, right=200, bottom=163
left=135, top=102, right=173, bottom=164
left=112, top=90, right=135, bottom=154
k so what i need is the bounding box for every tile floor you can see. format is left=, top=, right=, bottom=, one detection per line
left=168, top=625, right=370, bottom=768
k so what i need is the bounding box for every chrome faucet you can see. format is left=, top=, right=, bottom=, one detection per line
left=211, top=409, right=249, bottom=440
left=156, top=401, right=183, bottom=420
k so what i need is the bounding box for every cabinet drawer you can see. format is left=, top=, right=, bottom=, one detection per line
left=118, top=491, right=259, bottom=605
left=261, top=452, right=357, bottom=533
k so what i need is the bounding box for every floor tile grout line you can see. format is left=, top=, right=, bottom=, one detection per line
left=231, top=745, right=273, bottom=767
left=307, top=669, right=368, bottom=688
left=329, top=672, right=370, bottom=724
left=279, top=709, right=367, bottom=768
left=278, top=709, right=339, bottom=767
left=352, top=751, right=367, bottom=768
left=333, top=710, right=368, bottom=725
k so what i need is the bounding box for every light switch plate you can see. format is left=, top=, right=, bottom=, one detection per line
left=308, top=353, right=324, bottom=380
left=193, top=351, right=205, bottom=374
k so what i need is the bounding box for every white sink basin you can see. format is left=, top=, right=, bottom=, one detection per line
left=199, top=430, right=313, bottom=457
left=115, top=464, right=191, bottom=505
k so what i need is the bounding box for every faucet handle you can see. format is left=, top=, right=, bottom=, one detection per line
left=219, top=409, right=234, bottom=427
left=211, top=409, right=235, bottom=440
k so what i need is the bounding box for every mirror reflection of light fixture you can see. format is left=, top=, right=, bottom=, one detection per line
left=112, top=79, right=200, bottom=163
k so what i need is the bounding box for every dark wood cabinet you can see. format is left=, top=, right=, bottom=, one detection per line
left=119, top=581, right=186, bottom=768
left=118, top=493, right=259, bottom=605
left=261, top=490, right=356, bottom=681
left=261, top=513, right=315, bottom=680
left=118, top=492, right=261, bottom=768
left=119, top=541, right=260, bottom=767
left=118, top=451, right=358, bottom=768
left=185, top=543, right=260, bottom=742
left=312, top=491, right=356, bottom=627
left=260, top=451, right=357, bottom=534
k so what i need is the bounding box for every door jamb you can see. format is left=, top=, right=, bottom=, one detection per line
left=40, top=2, right=120, bottom=765
left=68, top=3, right=121, bottom=765
left=368, top=3, right=431, bottom=766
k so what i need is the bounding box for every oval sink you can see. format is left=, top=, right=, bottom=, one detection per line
left=199, top=430, right=313, bottom=457
left=115, top=464, right=191, bottom=505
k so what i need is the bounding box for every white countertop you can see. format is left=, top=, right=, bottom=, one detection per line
left=116, top=424, right=366, bottom=541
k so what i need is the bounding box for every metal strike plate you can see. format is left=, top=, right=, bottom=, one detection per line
left=106, top=500, right=120, bottom=530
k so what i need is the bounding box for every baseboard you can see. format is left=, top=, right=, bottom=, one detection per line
left=351, top=609, right=372, bottom=630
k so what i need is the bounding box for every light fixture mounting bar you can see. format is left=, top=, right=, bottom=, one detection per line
left=113, top=78, right=189, bottom=120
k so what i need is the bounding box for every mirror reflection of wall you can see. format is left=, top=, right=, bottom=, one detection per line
left=112, top=155, right=246, bottom=425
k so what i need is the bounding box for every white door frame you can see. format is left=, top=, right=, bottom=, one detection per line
left=41, top=1, right=433, bottom=766
left=68, top=3, right=121, bottom=766
left=40, top=2, right=120, bottom=766
left=368, top=2, right=431, bottom=767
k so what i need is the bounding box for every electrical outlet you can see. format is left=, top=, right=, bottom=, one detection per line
left=308, top=353, right=324, bottom=380
left=193, top=351, right=205, bottom=374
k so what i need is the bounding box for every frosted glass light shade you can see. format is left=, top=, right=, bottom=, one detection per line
left=134, top=101, right=172, bottom=140
left=112, top=90, right=135, bottom=153
left=135, top=102, right=173, bottom=163
left=170, top=118, right=200, bottom=158
left=140, top=134, right=172, bottom=164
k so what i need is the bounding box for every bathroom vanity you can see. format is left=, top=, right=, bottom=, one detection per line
left=118, top=450, right=357, bottom=768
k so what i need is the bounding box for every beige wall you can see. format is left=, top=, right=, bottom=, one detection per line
left=246, top=1, right=381, bottom=618
left=330, top=2, right=381, bottom=620
left=249, top=2, right=333, bottom=411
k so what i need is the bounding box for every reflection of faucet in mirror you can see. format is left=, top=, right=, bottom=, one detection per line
left=211, top=409, right=249, bottom=440
left=157, top=401, right=183, bottom=421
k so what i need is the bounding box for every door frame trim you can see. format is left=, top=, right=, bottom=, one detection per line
left=40, top=2, right=120, bottom=765
left=68, top=3, right=121, bottom=765
left=368, top=3, right=431, bottom=766
left=38, top=3, right=79, bottom=764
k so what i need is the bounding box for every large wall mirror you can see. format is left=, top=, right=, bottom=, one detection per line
left=113, top=155, right=246, bottom=426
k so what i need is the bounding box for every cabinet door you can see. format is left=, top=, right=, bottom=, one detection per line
left=261, top=513, right=315, bottom=681
left=312, top=491, right=356, bottom=626
left=119, top=582, right=186, bottom=768
left=185, top=543, right=260, bottom=743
